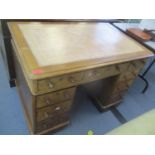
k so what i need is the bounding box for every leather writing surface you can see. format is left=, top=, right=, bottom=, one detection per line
left=8, top=22, right=153, bottom=79
left=19, top=23, right=145, bottom=67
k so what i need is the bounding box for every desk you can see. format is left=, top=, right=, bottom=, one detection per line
left=8, top=22, right=153, bottom=134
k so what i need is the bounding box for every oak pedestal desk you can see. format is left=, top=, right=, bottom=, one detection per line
left=8, top=22, right=153, bottom=134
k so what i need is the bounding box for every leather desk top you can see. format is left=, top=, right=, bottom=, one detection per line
left=8, top=22, right=153, bottom=79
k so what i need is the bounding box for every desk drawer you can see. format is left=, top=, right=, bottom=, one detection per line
left=37, top=113, right=69, bottom=133
left=84, top=65, right=120, bottom=82
left=37, top=62, right=132, bottom=94
left=128, top=60, right=145, bottom=71
left=38, top=72, right=84, bottom=93
left=36, top=87, right=76, bottom=109
left=113, top=79, right=133, bottom=94
left=118, top=62, right=130, bottom=72
left=119, top=72, right=136, bottom=81
left=37, top=100, right=72, bottom=122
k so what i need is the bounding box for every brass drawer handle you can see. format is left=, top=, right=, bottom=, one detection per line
left=69, top=76, right=76, bottom=83
left=44, top=111, right=55, bottom=119
left=93, top=70, right=101, bottom=76
left=45, top=98, right=52, bottom=105
left=55, top=106, right=61, bottom=111
left=115, top=65, right=120, bottom=72
left=64, top=92, right=70, bottom=99
left=48, top=81, right=54, bottom=89
left=87, top=72, right=93, bottom=77
left=43, top=106, right=61, bottom=119
left=44, top=112, right=49, bottom=118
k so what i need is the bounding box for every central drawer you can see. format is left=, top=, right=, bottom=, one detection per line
left=37, top=100, right=73, bottom=122
left=37, top=64, right=124, bottom=94
left=84, top=65, right=120, bottom=82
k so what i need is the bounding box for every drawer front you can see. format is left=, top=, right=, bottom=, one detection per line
left=118, top=81, right=129, bottom=90
left=36, top=87, right=76, bottom=109
left=84, top=65, right=120, bottom=82
left=118, top=62, right=130, bottom=72
left=37, top=100, right=72, bottom=122
left=38, top=72, right=84, bottom=93
left=128, top=60, right=145, bottom=72
left=119, top=72, right=136, bottom=81
left=37, top=62, right=131, bottom=94
left=36, top=113, right=69, bottom=133
left=114, top=79, right=133, bottom=93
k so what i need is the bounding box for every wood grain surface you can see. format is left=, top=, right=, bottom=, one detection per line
left=8, top=22, right=153, bottom=79
left=9, top=21, right=153, bottom=134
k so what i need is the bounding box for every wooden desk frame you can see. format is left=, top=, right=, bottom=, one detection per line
left=9, top=22, right=153, bottom=134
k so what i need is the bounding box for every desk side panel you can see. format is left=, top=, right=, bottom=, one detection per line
left=13, top=49, right=36, bottom=133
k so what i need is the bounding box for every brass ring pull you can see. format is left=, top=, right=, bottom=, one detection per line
left=45, top=98, right=51, bottom=105
left=115, top=65, right=120, bottom=72
left=55, top=106, right=61, bottom=111
left=88, top=72, right=93, bottom=77
left=64, top=92, right=70, bottom=99
left=44, top=112, right=49, bottom=118
left=48, top=81, right=54, bottom=88
left=69, top=76, right=76, bottom=83
left=93, top=70, right=101, bottom=76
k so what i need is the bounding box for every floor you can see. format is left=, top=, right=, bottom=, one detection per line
left=0, top=49, right=155, bottom=134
